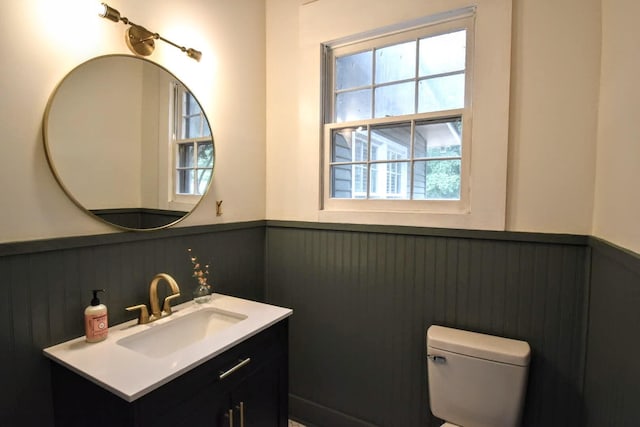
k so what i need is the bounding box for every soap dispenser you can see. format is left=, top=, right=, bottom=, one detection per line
left=85, top=289, right=108, bottom=343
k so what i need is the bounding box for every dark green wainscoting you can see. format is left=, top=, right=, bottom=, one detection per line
left=0, top=222, right=266, bottom=427
left=584, top=238, right=640, bottom=427
left=2, top=220, right=639, bottom=427
left=265, top=222, right=591, bottom=427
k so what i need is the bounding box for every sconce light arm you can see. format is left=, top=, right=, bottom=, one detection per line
left=99, top=3, right=202, bottom=62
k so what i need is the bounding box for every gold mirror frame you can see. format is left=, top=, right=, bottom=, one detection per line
left=42, top=55, right=214, bottom=231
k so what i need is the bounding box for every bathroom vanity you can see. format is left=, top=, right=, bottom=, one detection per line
left=43, top=294, right=292, bottom=427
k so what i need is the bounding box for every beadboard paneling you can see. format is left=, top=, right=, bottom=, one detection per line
left=0, top=223, right=265, bottom=427
left=584, top=239, right=640, bottom=427
left=264, top=224, right=589, bottom=427
left=5, top=220, right=640, bottom=427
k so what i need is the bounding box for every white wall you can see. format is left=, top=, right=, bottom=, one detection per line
left=507, top=0, right=601, bottom=235
left=5, top=0, right=638, bottom=254
left=266, top=0, right=602, bottom=235
left=0, top=0, right=266, bottom=243
left=593, top=0, right=640, bottom=254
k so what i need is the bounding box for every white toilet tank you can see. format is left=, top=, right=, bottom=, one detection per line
left=426, top=325, right=531, bottom=427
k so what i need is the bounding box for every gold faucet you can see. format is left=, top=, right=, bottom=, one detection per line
left=126, top=273, right=181, bottom=324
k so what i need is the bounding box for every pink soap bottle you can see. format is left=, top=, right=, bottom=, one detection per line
left=85, top=289, right=108, bottom=343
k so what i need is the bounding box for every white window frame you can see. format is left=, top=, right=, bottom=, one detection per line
left=323, top=12, right=474, bottom=214
left=171, top=83, right=213, bottom=206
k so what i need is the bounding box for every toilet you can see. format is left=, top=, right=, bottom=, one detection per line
left=426, top=325, right=531, bottom=427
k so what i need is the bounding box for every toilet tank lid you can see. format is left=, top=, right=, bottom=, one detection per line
left=427, top=325, right=531, bottom=366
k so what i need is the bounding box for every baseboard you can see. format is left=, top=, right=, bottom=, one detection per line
left=289, top=394, right=379, bottom=427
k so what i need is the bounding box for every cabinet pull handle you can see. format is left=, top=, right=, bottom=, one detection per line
left=219, top=357, right=251, bottom=379
left=224, top=408, right=233, bottom=427
left=236, top=401, right=245, bottom=427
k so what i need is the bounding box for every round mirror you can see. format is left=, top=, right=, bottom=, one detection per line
left=43, top=55, right=214, bottom=231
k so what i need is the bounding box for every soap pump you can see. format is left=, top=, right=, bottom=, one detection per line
left=85, top=289, right=108, bottom=343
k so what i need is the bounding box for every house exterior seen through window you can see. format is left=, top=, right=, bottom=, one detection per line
left=324, top=12, right=473, bottom=211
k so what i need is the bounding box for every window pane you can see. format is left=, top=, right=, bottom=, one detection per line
left=183, top=115, right=203, bottom=139
left=331, top=164, right=368, bottom=199
left=178, top=144, right=194, bottom=167
left=371, top=123, right=411, bottom=160
left=336, top=51, right=372, bottom=90
left=354, top=164, right=368, bottom=196
left=414, top=119, right=462, bottom=159
left=335, top=89, right=372, bottom=122
left=197, top=142, right=214, bottom=167
left=183, top=92, right=200, bottom=115
left=413, top=159, right=461, bottom=200
left=419, top=30, right=466, bottom=77
left=375, top=41, right=416, bottom=84
left=177, top=169, right=194, bottom=194
left=369, top=161, right=410, bottom=199
left=196, top=169, right=212, bottom=195
left=182, top=93, right=189, bottom=114
left=374, top=82, right=415, bottom=118
left=332, top=128, right=368, bottom=162
left=332, top=130, right=351, bottom=162
left=418, top=74, right=465, bottom=113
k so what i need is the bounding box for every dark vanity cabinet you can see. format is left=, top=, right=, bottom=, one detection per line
left=50, top=319, right=288, bottom=427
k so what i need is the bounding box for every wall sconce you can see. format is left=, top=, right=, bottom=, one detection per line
left=98, top=3, right=202, bottom=61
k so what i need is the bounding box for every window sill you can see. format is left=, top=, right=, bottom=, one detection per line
left=317, top=208, right=504, bottom=231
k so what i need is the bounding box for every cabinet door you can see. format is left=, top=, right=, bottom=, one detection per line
left=141, top=379, right=230, bottom=427
left=150, top=321, right=287, bottom=427
left=231, top=355, right=287, bottom=427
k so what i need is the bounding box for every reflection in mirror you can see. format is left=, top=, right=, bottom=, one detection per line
left=43, top=55, right=214, bottom=230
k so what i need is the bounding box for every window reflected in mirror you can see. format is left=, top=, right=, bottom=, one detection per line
left=174, top=85, right=213, bottom=197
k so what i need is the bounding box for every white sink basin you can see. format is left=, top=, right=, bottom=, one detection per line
left=117, top=308, right=247, bottom=359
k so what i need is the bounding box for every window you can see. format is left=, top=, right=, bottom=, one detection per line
left=324, top=12, right=473, bottom=212
left=173, top=84, right=213, bottom=199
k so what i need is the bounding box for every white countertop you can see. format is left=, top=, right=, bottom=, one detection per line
left=43, top=294, right=292, bottom=402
